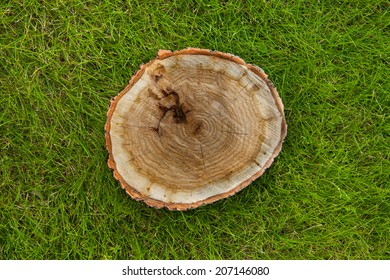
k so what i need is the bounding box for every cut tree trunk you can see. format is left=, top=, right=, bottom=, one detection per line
left=105, top=48, right=287, bottom=210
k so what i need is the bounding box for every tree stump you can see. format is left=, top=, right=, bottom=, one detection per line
left=105, top=48, right=287, bottom=210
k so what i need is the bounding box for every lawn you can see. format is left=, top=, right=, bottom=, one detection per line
left=0, top=0, right=389, bottom=259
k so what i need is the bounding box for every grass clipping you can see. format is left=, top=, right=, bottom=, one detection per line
left=105, top=48, right=287, bottom=210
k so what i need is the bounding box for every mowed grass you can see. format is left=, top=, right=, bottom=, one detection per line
left=0, top=0, right=389, bottom=259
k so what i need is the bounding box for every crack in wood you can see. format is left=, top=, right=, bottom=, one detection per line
left=155, top=89, right=187, bottom=137
left=125, top=150, right=152, bottom=163
left=200, top=144, right=206, bottom=168
left=220, top=130, right=250, bottom=135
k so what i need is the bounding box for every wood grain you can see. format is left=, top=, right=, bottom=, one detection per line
left=105, top=48, right=287, bottom=210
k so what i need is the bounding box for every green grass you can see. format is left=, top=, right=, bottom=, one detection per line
left=0, top=0, right=389, bottom=260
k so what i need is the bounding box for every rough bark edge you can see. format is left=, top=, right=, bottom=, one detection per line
left=105, top=48, right=287, bottom=211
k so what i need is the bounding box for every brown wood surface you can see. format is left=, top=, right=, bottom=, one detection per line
left=105, top=48, right=287, bottom=210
